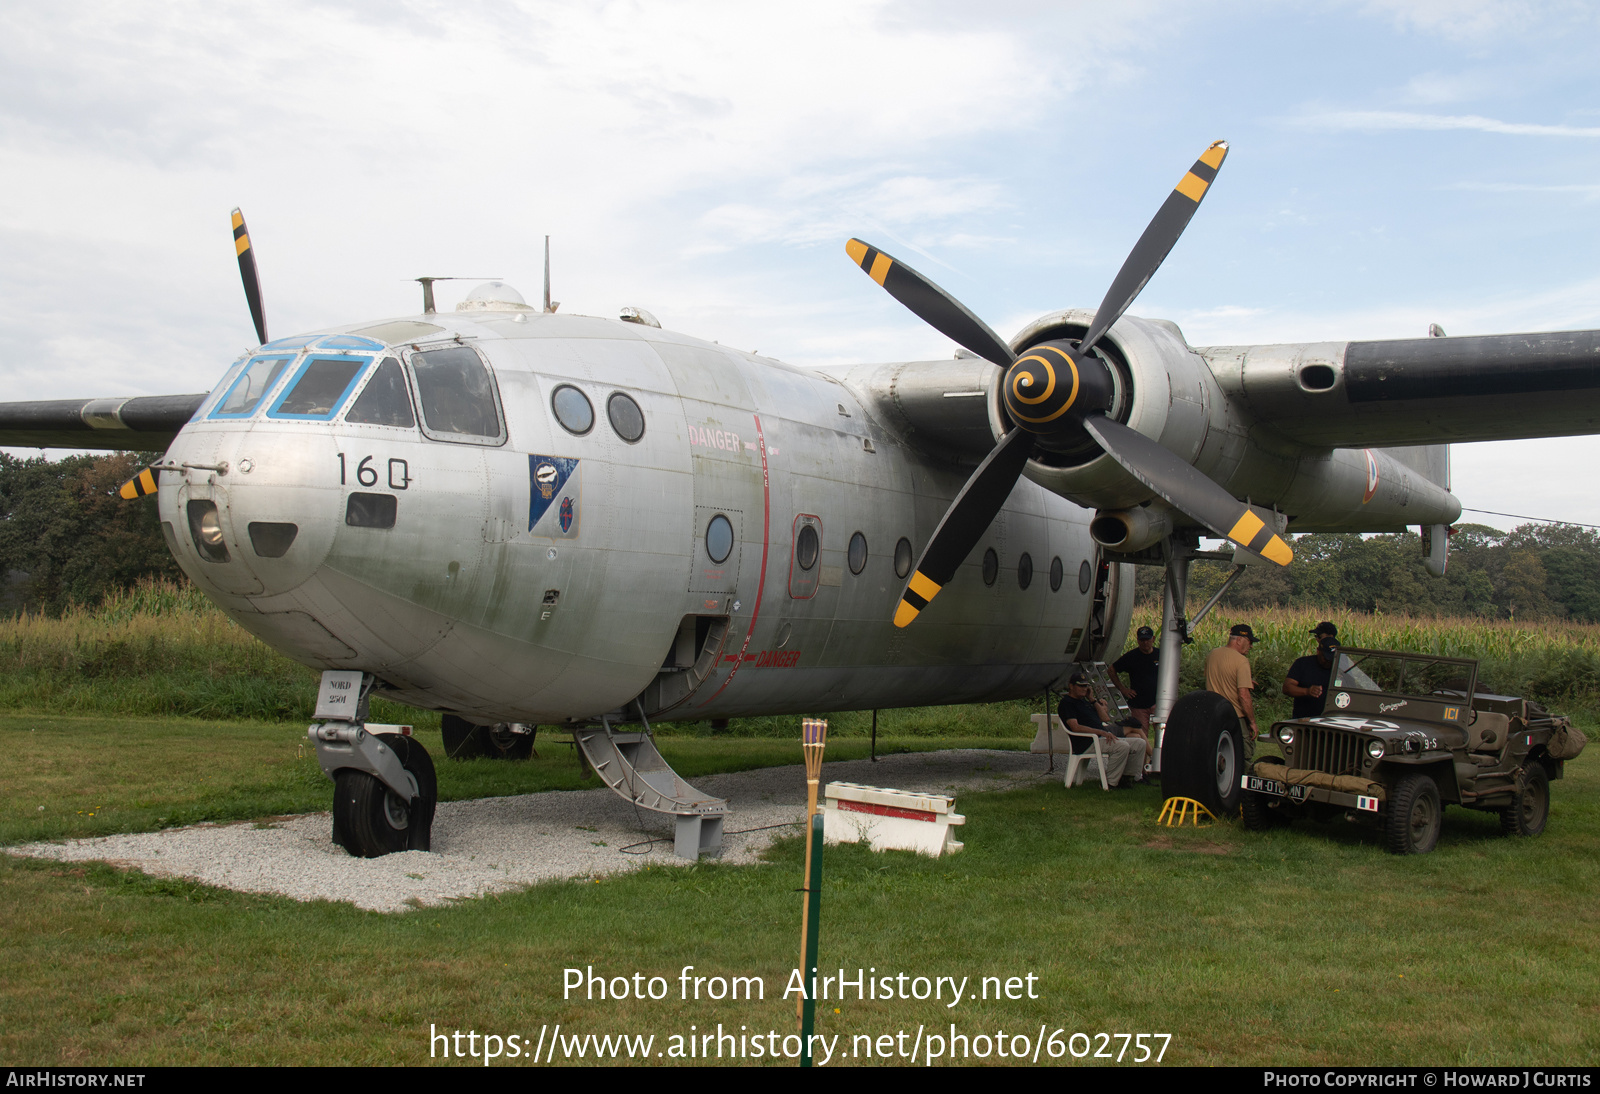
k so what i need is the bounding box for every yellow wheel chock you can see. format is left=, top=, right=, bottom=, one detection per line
left=1157, top=796, right=1216, bottom=827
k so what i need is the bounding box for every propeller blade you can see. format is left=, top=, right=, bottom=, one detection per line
left=231, top=208, right=269, bottom=345
left=1081, top=415, right=1291, bottom=565
left=1078, top=140, right=1228, bottom=355
left=118, top=466, right=159, bottom=500
left=894, top=429, right=1034, bottom=627
left=845, top=239, right=1016, bottom=368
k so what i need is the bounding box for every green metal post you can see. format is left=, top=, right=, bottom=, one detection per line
left=800, top=811, right=823, bottom=1066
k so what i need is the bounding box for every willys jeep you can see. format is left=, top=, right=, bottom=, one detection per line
left=1233, top=647, right=1585, bottom=853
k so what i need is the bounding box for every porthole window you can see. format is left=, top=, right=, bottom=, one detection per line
left=1078, top=559, right=1093, bottom=594
left=706, top=514, right=734, bottom=563
left=1050, top=556, right=1064, bottom=592
left=848, top=531, right=868, bottom=575
left=894, top=537, right=913, bottom=580
left=552, top=384, right=594, bottom=435
left=796, top=524, right=820, bottom=571
left=982, top=548, right=998, bottom=586
left=1018, top=552, right=1033, bottom=590
left=607, top=392, right=645, bottom=443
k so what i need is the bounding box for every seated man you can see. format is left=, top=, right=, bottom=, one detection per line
left=1058, top=671, right=1149, bottom=788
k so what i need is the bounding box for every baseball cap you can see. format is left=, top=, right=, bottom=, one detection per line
left=1311, top=621, right=1338, bottom=637
left=1318, top=635, right=1340, bottom=653
left=1136, top=626, right=1155, bottom=639
left=1229, top=623, right=1256, bottom=642
left=1068, top=671, right=1091, bottom=686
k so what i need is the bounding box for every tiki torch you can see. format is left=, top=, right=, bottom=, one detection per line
left=796, top=717, right=827, bottom=1057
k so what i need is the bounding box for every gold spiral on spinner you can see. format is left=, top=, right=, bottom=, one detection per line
left=1004, top=344, right=1079, bottom=426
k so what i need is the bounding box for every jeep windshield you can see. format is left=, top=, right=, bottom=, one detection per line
left=1331, top=648, right=1477, bottom=703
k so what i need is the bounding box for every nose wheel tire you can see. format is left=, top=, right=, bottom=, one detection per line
left=1385, top=772, right=1442, bottom=855
left=1500, top=763, right=1550, bottom=837
left=332, top=733, right=437, bottom=858
left=1161, top=690, right=1245, bottom=818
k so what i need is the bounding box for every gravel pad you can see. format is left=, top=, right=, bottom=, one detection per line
left=9, top=749, right=1051, bottom=913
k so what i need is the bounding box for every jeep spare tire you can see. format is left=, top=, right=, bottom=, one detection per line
left=1162, top=690, right=1245, bottom=818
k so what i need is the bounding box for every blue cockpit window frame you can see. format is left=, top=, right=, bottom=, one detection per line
left=193, top=355, right=250, bottom=421
left=209, top=354, right=298, bottom=420
left=266, top=354, right=375, bottom=421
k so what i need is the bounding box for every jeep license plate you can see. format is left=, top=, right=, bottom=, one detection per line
left=1245, top=776, right=1287, bottom=796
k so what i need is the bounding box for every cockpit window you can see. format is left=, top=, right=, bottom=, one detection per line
left=344, top=358, right=416, bottom=427
left=194, top=356, right=249, bottom=420
left=410, top=346, right=505, bottom=444
left=211, top=354, right=295, bottom=418
left=268, top=355, right=371, bottom=419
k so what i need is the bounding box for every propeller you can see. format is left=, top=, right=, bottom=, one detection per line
left=847, top=140, right=1293, bottom=629
left=231, top=208, right=268, bottom=345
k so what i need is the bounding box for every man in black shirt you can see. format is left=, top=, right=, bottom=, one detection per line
left=1110, top=625, right=1160, bottom=730
left=1283, top=636, right=1339, bottom=719
left=1058, top=672, right=1148, bottom=787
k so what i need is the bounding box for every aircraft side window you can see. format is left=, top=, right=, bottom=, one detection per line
left=211, top=354, right=294, bottom=418
left=552, top=385, right=594, bottom=436
left=1018, top=552, right=1033, bottom=590
left=344, top=358, right=416, bottom=428
left=982, top=548, right=998, bottom=586
left=796, top=525, right=820, bottom=571
left=410, top=346, right=505, bottom=444
left=894, top=537, right=913, bottom=580
left=1049, top=556, right=1064, bottom=592
left=606, top=392, right=645, bottom=443
left=705, top=514, right=734, bottom=564
left=270, top=355, right=370, bottom=419
left=847, top=531, right=868, bottom=575
left=1078, top=559, right=1093, bottom=594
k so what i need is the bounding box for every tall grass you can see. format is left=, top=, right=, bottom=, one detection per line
left=1138, top=603, right=1600, bottom=721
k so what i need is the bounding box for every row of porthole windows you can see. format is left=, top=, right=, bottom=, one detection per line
left=706, top=518, right=1094, bottom=595
left=551, top=383, right=646, bottom=443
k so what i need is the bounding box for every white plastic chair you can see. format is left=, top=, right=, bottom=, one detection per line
left=1029, top=713, right=1111, bottom=790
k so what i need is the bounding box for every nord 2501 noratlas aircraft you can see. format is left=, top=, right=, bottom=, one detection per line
left=5, top=142, right=1598, bottom=858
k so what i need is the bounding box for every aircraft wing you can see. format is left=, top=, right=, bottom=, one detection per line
left=1223, top=327, right=1600, bottom=448
left=0, top=394, right=207, bottom=453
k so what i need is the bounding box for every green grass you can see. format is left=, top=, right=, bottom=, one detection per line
left=2, top=714, right=1597, bottom=1066
left=2, top=774, right=1596, bottom=1065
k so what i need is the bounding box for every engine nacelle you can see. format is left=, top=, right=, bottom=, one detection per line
left=1090, top=503, right=1176, bottom=554
left=988, top=310, right=1220, bottom=512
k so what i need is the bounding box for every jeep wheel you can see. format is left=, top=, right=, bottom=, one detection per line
left=1385, top=773, right=1442, bottom=854
left=1500, top=763, right=1550, bottom=837
left=1242, top=789, right=1287, bottom=831
left=1161, top=691, right=1245, bottom=818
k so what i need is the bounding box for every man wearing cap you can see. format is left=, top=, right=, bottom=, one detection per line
left=1311, top=621, right=1338, bottom=644
left=1058, top=672, right=1148, bottom=787
left=1284, top=634, right=1340, bottom=719
left=1205, top=623, right=1259, bottom=747
left=1110, top=625, right=1160, bottom=731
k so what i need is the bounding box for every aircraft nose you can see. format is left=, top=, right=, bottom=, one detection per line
left=163, top=429, right=341, bottom=598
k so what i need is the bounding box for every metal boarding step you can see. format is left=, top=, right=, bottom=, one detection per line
left=573, top=720, right=727, bottom=860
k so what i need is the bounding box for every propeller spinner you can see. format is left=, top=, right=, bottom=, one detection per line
left=848, top=140, right=1293, bottom=629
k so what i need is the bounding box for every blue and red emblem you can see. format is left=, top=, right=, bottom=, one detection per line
left=559, top=496, right=575, bottom=533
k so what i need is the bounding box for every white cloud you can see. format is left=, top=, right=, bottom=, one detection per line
left=1294, top=110, right=1600, bottom=138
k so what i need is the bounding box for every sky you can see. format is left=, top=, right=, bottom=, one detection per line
left=2, top=0, right=1599, bottom=533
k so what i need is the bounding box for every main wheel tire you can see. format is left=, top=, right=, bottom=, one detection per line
left=485, top=722, right=535, bottom=761
left=1385, top=772, right=1442, bottom=854
left=1242, top=789, right=1287, bottom=831
left=1500, top=763, right=1550, bottom=837
left=1161, top=690, right=1245, bottom=818
left=331, top=733, right=437, bottom=857
left=441, top=714, right=487, bottom=759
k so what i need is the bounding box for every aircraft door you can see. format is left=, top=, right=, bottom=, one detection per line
left=690, top=504, right=742, bottom=604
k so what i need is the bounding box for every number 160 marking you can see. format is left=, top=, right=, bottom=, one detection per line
left=337, top=454, right=411, bottom=490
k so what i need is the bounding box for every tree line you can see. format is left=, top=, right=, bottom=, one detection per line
left=1134, top=524, right=1600, bottom=622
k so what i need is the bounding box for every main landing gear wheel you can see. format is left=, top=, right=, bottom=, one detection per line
left=332, top=733, right=437, bottom=858
left=1161, top=691, right=1245, bottom=818
left=1501, top=763, right=1550, bottom=837
left=1385, top=772, right=1442, bottom=855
